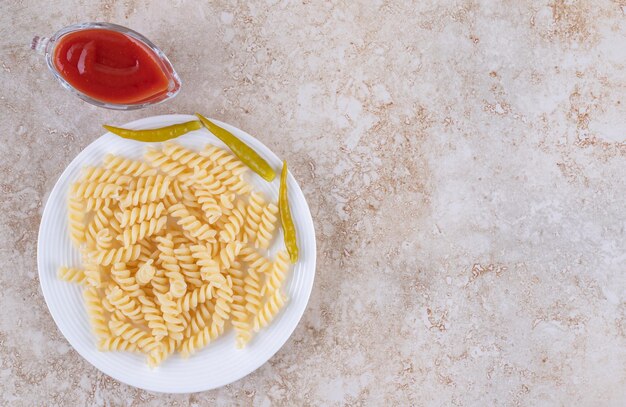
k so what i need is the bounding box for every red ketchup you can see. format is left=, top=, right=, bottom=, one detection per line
left=52, top=29, right=170, bottom=105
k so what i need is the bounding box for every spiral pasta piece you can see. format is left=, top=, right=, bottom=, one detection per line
left=169, top=179, right=186, bottom=200
left=220, top=172, right=251, bottom=195
left=81, top=166, right=132, bottom=185
left=188, top=167, right=228, bottom=195
left=126, top=174, right=170, bottom=192
left=189, top=244, right=226, bottom=287
left=85, top=197, right=113, bottom=212
left=136, top=260, right=156, bottom=285
left=150, top=268, right=170, bottom=296
left=100, top=286, right=126, bottom=322
left=174, top=245, right=203, bottom=288
left=217, top=241, right=242, bottom=270
left=98, top=336, right=138, bottom=352
left=57, top=266, right=86, bottom=284
left=116, top=202, right=165, bottom=228
left=266, top=250, right=290, bottom=294
left=176, top=283, right=214, bottom=313
left=155, top=234, right=186, bottom=297
left=218, top=200, right=246, bottom=243
left=180, top=190, right=202, bottom=211
left=253, top=289, right=287, bottom=332
left=228, top=266, right=251, bottom=348
left=117, top=216, right=167, bottom=247
left=68, top=197, right=86, bottom=245
left=166, top=190, right=201, bottom=220
left=85, top=206, right=115, bottom=245
left=168, top=229, right=197, bottom=247
left=218, top=193, right=236, bottom=217
left=108, top=320, right=160, bottom=353
left=244, top=192, right=266, bottom=242
left=109, top=310, right=127, bottom=323
left=163, top=191, right=178, bottom=209
left=82, top=258, right=103, bottom=288
left=110, top=262, right=143, bottom=297
left=255, top=203, right=278, bottom=249
left=72, top=181, right=121, bottom=200
left=108, top=214, right=123, bottom=236
left=156, top=293, right=185, bottom=341
left=94, top=229, right=112, bottom=250
left=133, top=244, right=157, bottom=267
left=145, top=148, right=193, bottom=181
left=162, top=142, right=210, bottom=169
left=83, top=287, right=110, bottom=339
left=91, top=244, right=142, bottom=266
left=170, top=279, right=188, bottom=299
left=193, top=189, right=222, bottom=224
left=138, top=295, right=168, bottom=339
left=119, top=182, right=170, bottom=208
left=239, top=246, right=273, bottom=274
left=211, top=169, right=247, bottom=195
left=178, top=322, right=223, bottom=358
left=243, top=267, right=264, bottom=316
left=200, top=259, right=222, bottom=285
left=103, top=154, right=157, bottom=177
left=200, top=144, right=246, bottom=174
left=106, top=286, right=143, bottom=321
left=147, top=337, right=180, bottom=368
left=168, top=203, right=217, bottom=242
left=210, top=278, right=234, bottom=332
left=183, top=301, right=214, bottom=338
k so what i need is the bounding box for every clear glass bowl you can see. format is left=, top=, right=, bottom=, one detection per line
left=32, top=22, right=181, bottom=110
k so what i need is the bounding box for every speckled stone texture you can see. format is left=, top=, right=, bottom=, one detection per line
left=1, top=0, right=625, bottom=405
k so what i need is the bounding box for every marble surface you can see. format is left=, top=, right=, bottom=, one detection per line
left=1, top=0, right=625, bottom=405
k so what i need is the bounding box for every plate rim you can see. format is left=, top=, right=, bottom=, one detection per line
left=37, top=114, right=316, bottom=393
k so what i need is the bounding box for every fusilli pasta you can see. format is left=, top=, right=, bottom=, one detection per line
left=169, top=203, right=217, bottom=242
left=59, top=142, right=294, bottom=366
left=58, top=266, right=86, bottom=284
left=103, top=154, right=157, bottom=177
left=116, top=202, right=165, bottom=227
left=68, top=197, right=86, bottom=245
left=255, top=203, right=279, bottom=249
left=253, top=289, right=287, bottom=332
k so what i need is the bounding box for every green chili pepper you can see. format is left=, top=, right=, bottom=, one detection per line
left=195, top=113, right=276, bottom=182
left=103, top=120, right=202, bottom=142
left=279, top=161, right=298, bottom=263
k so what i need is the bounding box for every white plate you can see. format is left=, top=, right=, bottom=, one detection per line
left=37, top=114, right=316, bottom=393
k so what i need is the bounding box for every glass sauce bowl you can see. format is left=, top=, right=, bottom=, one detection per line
left=32, top=22, right=181, bottom=110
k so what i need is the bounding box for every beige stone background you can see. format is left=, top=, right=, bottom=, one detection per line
left=1, top=0, right=625, bottom=405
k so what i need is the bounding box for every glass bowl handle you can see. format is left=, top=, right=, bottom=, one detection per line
left=31, top=36, right=50, bottom=56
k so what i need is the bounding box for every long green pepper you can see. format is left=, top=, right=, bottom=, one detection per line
left=195, top=113, right=276, bottom=182
left=103, top=120, right=202, bottom=142
left=279, top=161, right=298, bottom=263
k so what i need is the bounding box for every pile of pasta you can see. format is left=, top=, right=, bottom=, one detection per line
left=58, top=142, right=291, bottom=367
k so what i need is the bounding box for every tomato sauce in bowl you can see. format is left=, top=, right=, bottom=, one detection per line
left=33, top=23, right=181, bottom=110
left=53, top=29, right=170, bottom=105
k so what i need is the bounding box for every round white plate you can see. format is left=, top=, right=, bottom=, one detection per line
left=37, top=114, right=316, bottom=393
